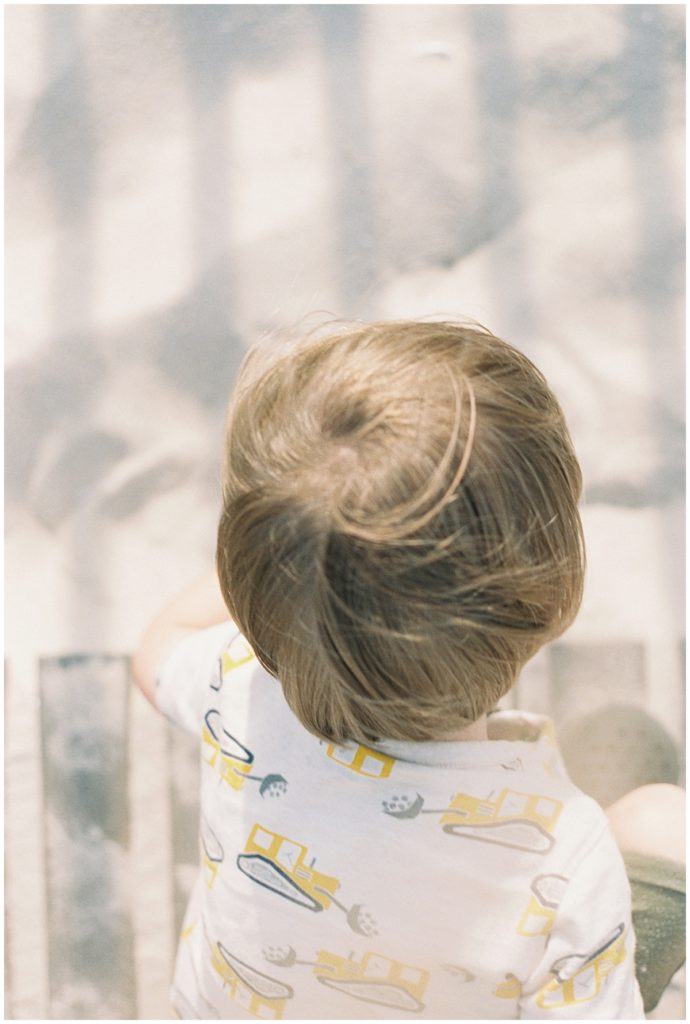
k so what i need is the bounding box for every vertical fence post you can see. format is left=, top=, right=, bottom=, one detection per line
left=40, top=654, right=135, bottom=1019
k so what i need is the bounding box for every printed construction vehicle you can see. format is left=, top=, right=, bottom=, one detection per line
left=382, top=787, right=562, bottom=853
left=263, top=945, right=428, bottom=1013
left=536, top=924, right=626, bottom=1009
left=211, top=636, right=256, bottom=691
left=202, top=709, right=253, bottom=788
left=441, top=963, right=475, bottom=983
left=440, top=789, right=562, bottom=852
left=326, top=742, right=395, bottom=779
left=200, top=817, right=224, bottom=889
left=223, top=635, right=256, bottom=671
left=495, top=973, right=523, bottom=999
left=314, top=949, right=429, bottom=1012
left=237, top=824, right=377, bottom=935
left=516, top=874, right=569, bottom=937
left=202, top=710, right=287, bottom=797
left=211, top=942, right=293, bottom=1020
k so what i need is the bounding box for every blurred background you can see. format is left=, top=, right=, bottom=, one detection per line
left=5, top=4, right=685, bottom=1019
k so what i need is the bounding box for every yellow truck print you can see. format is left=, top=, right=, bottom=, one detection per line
left=382, top=787, right=562, bottom=853
left=516, top=874, right=568, bottom=937
left=202, top=711, right=287, bottom=797
left=210, top=635, right=256, bottom=692
left=495, top=973, right=522, bottom=999
left=440, top=789, right=562, bottom=852
left=223, top=635, right=255, bottom=671
left=238, top=825, right=377, bottom=935
left=262, top=945, right=428, bottom=1013
left=202, top=709, right=254, bottom=788
left=200, top=817, right=224, bottom=889
left=211, top=942, right=293, bottom=1019
left=237, top=824, right=339, bottom=912
left=326, top=742, right=395, bottom=779
left=536, top=924, right=626, bottom=1009
left=313, top=950, right=429, bottom=1012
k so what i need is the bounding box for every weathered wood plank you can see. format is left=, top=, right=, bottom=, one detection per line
left=40, top=655, right=134, bottom=1019
left=5, top=658, right=11, bottom=1020
left=4, top=659, right=12, bottom=1020
left=5, top=654, right=50, bottom=1019
left=128, top=686, right=176, bottom=1019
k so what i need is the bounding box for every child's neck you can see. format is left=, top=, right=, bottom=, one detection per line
left=438, top=714, right=488, bottom=742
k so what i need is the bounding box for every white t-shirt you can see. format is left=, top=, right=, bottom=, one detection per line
left=157, top=621, right=644, bottom=1020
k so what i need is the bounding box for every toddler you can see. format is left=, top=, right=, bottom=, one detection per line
left=133, top=321, right=644, bottom=1019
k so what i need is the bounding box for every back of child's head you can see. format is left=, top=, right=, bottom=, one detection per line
left=217, top=320, right=585, bottom=744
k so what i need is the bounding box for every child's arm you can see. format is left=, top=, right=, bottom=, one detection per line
left=131, top=570, right=230, bottom=709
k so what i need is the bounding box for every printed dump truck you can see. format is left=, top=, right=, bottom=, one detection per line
left=326, top=742, right=395, bottom=779
left=223, top=636, right=255, bottom=672
left=440, top=788, right=562, bottom=852
left=516, top=874, right=568, bottom=937
left=537, top=926, right=626, bottom=1009
left=200, top=818, right=224, bottom=889
left=495, top=973, right=523, bottom=999
left=237, top=825, right=339, bottom=912
left=313, top=949, right=429, bottom=1012
left=202, top=709, right=254, bottom=789
left=211, top=636, right=255, bottom=692
left=211, top=942, right=292, bottom=1020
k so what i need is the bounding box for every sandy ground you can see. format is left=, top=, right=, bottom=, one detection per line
left=5, top=5, right=685, bottom=1019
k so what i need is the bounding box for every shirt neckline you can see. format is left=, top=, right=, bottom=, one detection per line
left=370, top=710, right=558, bottom=770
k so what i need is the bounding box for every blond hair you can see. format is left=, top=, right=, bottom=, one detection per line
left=217, top=321, right=584, bottom=744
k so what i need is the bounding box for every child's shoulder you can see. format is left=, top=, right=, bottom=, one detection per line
left=487, top=708, right=618, bottom=858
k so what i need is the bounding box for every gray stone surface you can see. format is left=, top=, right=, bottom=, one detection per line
left=5, top=5, right=685, bottom=1019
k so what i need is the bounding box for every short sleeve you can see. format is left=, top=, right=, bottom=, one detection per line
left=520, top=824, right=645, bottom=1019
left=156, top=621, right=238, bottom=734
